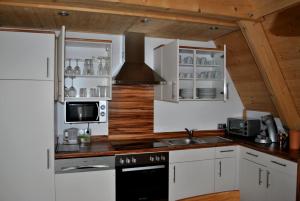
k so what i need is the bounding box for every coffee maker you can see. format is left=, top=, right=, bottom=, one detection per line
left=255, top=115, right=278, bottom=144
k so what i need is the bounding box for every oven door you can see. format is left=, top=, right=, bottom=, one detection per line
left=65, top=101, right=99, bottom=123
left=116, top=163, right=169, bottom=201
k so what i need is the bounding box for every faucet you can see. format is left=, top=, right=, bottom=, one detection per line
left=185, top=128, right=194, bottom=138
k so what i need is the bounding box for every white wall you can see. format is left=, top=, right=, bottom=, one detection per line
left=55, top=31, right=244, bottom=136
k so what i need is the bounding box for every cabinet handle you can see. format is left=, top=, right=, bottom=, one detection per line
left=219, top=161, right=222, bottom=177
left=220, top=150, right=234, bottom=153
left=271, top=160, right=286, bottom=167
left=46, top=57, right=49, bottom=78
left=266, top=170, right=270, bottom=188
left=258, top=168, right=262, bottom=185
left=246, top=152, right=258, bottom=157
left=47, top=149, right=50, bottom=169
left=173, top=166, right=176, bottom=183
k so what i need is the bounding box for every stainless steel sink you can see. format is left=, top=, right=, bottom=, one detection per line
left=160, top=136, right=232, bottom=146
left=161, top=137, right=206, bottom=146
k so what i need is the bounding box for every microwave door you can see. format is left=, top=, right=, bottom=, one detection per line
left=96, top=103, right=99, bottom=121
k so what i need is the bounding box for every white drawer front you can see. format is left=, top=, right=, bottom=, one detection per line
left=266, top=155, right=297, bottom=176
left=215, top=146, right=237, bottom=158
left=240, top=146, right=268, bottom=165
left=169, top=148, right=215, bottom=163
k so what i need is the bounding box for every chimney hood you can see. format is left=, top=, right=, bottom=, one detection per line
left=114, top=32, right=166, bottom=85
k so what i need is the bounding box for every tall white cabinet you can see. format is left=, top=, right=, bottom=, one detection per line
left=0, top=30, right=55, bottom=201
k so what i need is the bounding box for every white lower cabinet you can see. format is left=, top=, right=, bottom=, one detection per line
left=55, top=170, right=115, bottom=201
left=240, top=147, right=297, bottom=201
left=169, top=148, right=215, bottom=201
left=215, top=158, right=237, bottom=192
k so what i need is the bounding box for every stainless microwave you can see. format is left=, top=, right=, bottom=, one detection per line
left=227, top=118, right=261, bottom=137
left=65, top=101, right=107, bottom=123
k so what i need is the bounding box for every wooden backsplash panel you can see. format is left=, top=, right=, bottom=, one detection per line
left=109, top=85, right=155, bottom=139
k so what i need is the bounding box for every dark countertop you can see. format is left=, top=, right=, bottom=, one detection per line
left=55, top=134, right=300, bottom=163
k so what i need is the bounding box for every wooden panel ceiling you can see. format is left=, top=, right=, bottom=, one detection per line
left=262, top=8, right=300, bottom=114
left=215, top=31, right=278, bottom=115
left=0, top=4, right=238, bottom=40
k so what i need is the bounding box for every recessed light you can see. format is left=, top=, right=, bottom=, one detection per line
left=209, top=26, right=219, bottom=30
left=141, top=18, right=150, bottom=24
left=58, top=11, right=70, bottom=17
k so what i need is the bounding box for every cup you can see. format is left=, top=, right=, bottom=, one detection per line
left=289, top=130, right=300, bottom=150
left=89, top=88, right=97, bottom=97
left=98, top=86, right=108, bottom=97
left=80, top=88, right=87, bottom=97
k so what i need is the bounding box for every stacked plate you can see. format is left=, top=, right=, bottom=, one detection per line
left=179, top=88, right=193, bottom=99
left=196, top=88, right=216, bottom=99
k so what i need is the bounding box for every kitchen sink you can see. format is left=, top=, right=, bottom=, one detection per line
left=161, top=137, right=207, bottom=146
left=161, top=136, right=232, bottom=146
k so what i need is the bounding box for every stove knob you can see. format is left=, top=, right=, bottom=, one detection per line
left=161, top=155, right=166, bottom=161
left=149, top=156, right=155, bottom=162
left=155, top=156, right=160, bottom=161
left=126, top=158, right=131, bottom=164
left=132, top=157, right=137, bottom=164
left=119, top=158, right=125, bottom=165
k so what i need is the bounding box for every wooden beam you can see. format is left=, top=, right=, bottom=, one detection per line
left=239, top=20, right=300, bottom=130
left=252, top=0, right=300, bottom=19
left=0, top=0, right=238, bottom=28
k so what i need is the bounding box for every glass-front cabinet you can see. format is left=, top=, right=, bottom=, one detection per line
left=154, top=40, right=227, bottom=102
left=57, top=26, right=112, bottom=102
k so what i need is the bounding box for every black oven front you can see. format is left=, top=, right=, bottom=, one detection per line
left=116, top=152, right=169, bottom=201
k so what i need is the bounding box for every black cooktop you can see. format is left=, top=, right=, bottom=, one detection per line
left=111, top=140, right=169, bottom=151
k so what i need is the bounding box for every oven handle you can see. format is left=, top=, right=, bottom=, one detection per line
left=121, top=165, right=166, bottom=172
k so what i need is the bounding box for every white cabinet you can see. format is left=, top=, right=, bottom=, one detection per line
left=57, top=26, right=113, bottom=102
left=0, top=30, right=55, bottom=80
left=240, top=147, right=297, bottom=201
left=214, top=146, right=237, bottom=192
left=0, top=81, right=55, bottom=201
left=154, top=41, right=227, bottom=102
left=169, top=148, right=215, bottom=201
left=55, top=170, right=115, bottom=201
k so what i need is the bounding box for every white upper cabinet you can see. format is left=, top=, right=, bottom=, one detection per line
left=56, top=26, right=113, bottom=102
left=0, top=30, right=55, bottom=80
left=154, top=41, right=227, bottom=102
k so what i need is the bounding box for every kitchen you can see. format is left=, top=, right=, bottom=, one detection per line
left=0, top=1, right=300, bottom=201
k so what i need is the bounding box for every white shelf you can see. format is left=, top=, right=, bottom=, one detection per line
left=179, top=63, right=193, bottom=67
left=64, top=75, right=110, bottom=78
left=179, top=78, right=194, bottom=80
left=65, top=97, right=110, bottom=101
left=196, top=65, right=221, bottom=68
left=196, top=79, right=224, bottom=81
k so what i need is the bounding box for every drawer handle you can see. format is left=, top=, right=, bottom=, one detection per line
left=246, top=152, right=258, bottom=157
left=271, top=160, right=287, bottom=167
left=266, top=170, right=270, bottom=188
left=258, top=168, right=262, bottom=185
left=220, top=150, right=234, bottom=153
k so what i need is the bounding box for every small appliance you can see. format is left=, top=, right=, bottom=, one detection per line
left=227, top=118, right=261, bottom=137
left=255, top=115, right=278, bottom=144
left=64, top=101, right=107, bottom=123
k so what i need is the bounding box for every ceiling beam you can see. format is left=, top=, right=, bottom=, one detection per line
left=0, top=0, right=238, bottom=28
left=81, top=0, right=255, bottom=20
left=251, top=0, right=300, bottom=19
left=239, top=20, right=300, bottom=130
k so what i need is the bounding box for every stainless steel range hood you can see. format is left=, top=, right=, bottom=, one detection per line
left=114, top=32, right=166, bottom=85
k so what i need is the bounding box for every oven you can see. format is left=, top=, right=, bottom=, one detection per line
left=116, top=152, right=169, bottom=201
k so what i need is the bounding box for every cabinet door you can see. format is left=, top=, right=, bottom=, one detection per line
left=55, top=170, right=115, bottom=201
left=0, top=31, right=54, bottom=80
left=215, top=158, right=236, bottom=192
left=240, top=158, right=266, bottom=201
left=169, top=160, right=214, bottom=201
left=161, top=40, right=179, bottom=102
left=0, top=80, right=54, bottom=201
left=56, top=26, right=66, bottom=102
left=266, top=168, right=296, bottom=201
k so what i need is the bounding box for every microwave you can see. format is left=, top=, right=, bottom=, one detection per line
left=65, top=101, right=107, bottom=123
left=227, top=118, right=261, bottom=137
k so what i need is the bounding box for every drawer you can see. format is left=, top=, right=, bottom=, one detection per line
left=169, top=148, right=215, bottom=163
left=266, top=155, right=297, bottom=176
left=215, top=146, right=237, bottom=158
left=240, top=146, right=268, bottom=165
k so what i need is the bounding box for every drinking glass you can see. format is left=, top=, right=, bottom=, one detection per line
left=79, top=88, right=87, bottom=97
left=74, top=59, right=81, bottom=76
left=68, top=79, right=77, bottom=97
left=65, top=59, right=73, bottom=77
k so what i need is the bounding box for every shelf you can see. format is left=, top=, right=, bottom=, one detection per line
left=65, top=97, right=110, bottom=101
left=179, top=78, right=194, bottom=80
left=196, top=79, right=224, bottom=81
left=179, top=63, right=194, bottom=67
left=196, top=65, right=221, bottom=68
left=65, top=75, right=110, bottom=78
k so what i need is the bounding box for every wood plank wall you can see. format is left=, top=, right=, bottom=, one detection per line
left=215, top=31, right=278, bottom=115
left=262, top=7, right=300, bottom=115
left=108, top=85, right=155, bottom=140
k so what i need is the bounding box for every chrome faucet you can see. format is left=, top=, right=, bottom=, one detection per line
left=185, top=128, right=194, bottom=138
